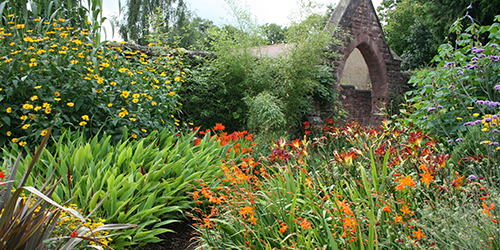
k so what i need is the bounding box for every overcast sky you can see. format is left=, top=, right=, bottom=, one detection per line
left=100, top=0, right=383, bottom=41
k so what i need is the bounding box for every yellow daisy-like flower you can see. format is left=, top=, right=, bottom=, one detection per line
left=97, top=78, right=104, bottom=84
left=45, top=107, right=51, bottom=114
left=174, top=76, right=181, bottom=82
left=42, top=102, right=50, bottom=108
left=20, top=115, right=28, bottom=120
left=31, top=95, right=38, bottom=101
left=67, top=102, right=74, bottom=107
left=141, top=129, right=147, bottom=133
left=12, top=138, right=18, bottom=143
left=132, top=93, right=140, bottom=98
left=41, top=130, right=48, bottom=136
left=95, top=89, right=102, bottom=93
left=19, top=141, right=27, bottom=147
left=58, top=50, right=66, bottom=54
left=110, top=81, right=117, bottom=86
left=131, top=133, right=137, bottom=138
left=54, top=91, right=60, bottom=97
left=23, top=104, right=33, bottom=110
left=34, top=106, right=41, bottom=111
left=129, top=117, right=136, bottom=121
left=473, top=113, right=480, bottom=117
left=6, top=107, right=12, bottom=113
left=131, top=81, right=136, bottom=85
left=7, top=131, right=12, bottom=136
left=54, top=98, right=61, bottom=101
left=71, top=60, right=78, bottom=64
left=79, top=121, right=87, bottom=126
left=100, top=62, right=110, bottom=67
left=151, top=101, right=157, bottom=106
left=132, top=99, right=139, bottom=103
left=456, top=117, right=462, bottom=120
left=168, top=92, right=175, bottom=96
left=121, top=90, right=129, bottom=98
left=118, top=112, right=126, bottom=117
left=107, top=103, right=113, bottom=107
left=81, top=115, right=89, bottom=121
left=119, top=68, right=128, bottom=73
left=22, top=124, right=30, bottom=129
left=28, top=114, right=35, bottom=119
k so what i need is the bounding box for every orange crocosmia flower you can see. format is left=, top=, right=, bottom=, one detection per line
left=248, top=214, right=258, bottom=225
left=452, top=175, right=464, bottom=190
left=192, top=191, right=199, bottom=200
left=213, top=123, right=225, bottom=131
left=383, top=204, right=392, bottom=212
left=279, top=223, right=288, bottom=233
left=400, top=205, right=412, bottom=215
left=394, top=213, right=403, bottom=224
left=300, top=218, right=311, bottom=230
left=412, top=228, right=426, bottom=241
left=396, top=175, right=416, bottom=190
left=239, top=206, right=253, bottom=216
left=419, top=171, right=434, bottom=188
left=482, top=202, right=494, bottom=217
left=203, top=218, right=212, bottom=229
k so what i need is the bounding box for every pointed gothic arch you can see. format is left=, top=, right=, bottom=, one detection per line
left=315, top=0, right=408, bottom=126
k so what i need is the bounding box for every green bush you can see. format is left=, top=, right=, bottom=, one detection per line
left=3, top=128, right=230, bottom=248
left=402, top=15, right=500, bottom=140
left=0, top=6, right=185, bottom=147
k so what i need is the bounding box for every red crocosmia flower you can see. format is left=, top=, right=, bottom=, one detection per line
left=0, top=172, right=4, bottom=179
left=326, top=118, right=334, bottom=124
left=279, top=223, right=288, bottom=233
left=70, top=231, right=78, bottom=238
left=303, top=121, right=310, bottom=129
left=304, top=130, right=311, bottom=135
left=194, top=138, right=201, bottom=146
left=213, top=123, right=225, bottom=131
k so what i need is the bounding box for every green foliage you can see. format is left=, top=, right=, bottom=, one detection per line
left=401, top=17, right=500, bottom=140
left=259, top=23, right=287, bottom=45
left=0, top=127, right=136, bottom=249
left=244, top=91, right=286, bottom=134
left=0, top=11, right=186, bottom=147
left=378, top=0, right=500, bottom=70
left=117, top=0, right=189, bottom=45
left=3, top=128, right=229, bottom=248
left=180, top=2, right=340, bottom=133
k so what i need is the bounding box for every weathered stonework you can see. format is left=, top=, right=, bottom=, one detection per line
left=315, top=0, right=409, bottom=126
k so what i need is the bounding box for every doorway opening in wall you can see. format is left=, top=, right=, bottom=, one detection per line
left=340, top=48, right=371, bottom=90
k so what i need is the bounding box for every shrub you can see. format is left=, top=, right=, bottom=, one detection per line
left=402, top=15, right=500, bottom=141
left=0, top=7, right=185, bottom=147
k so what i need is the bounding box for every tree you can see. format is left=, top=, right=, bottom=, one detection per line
left=117, top=0, right=189, bottom=45
left=260, top=23, right=287, bottom=45
left=378, top=0, right=500, bottom=70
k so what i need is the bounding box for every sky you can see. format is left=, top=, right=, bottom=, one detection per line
left=100, top=0, right=383, bottom=41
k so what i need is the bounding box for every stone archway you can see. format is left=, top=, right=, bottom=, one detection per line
left=318, top=0, right=408, bottom=126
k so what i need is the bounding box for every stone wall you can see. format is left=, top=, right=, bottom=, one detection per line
left=310, top=0, right=409, bottom=127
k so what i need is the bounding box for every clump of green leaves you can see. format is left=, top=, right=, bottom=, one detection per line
left=180, top=0, right=341, bottom=134
left=0, top=5, right=186, bottom=147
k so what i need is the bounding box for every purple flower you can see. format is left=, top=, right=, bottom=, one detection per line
left=437, top=105, right=443, bottom=108
left=463, top=122, right=472, bottom=126
left=456, top=138, right=463, bottom=142
left=492, top=43, right=498, bottom=48
left=427, top=107, right=436, bottom=112
left=447, top=139, right=453, bottom=143
left=485, top=118, right=492, bottom=122
left=493, top=129, right=500, bottom=133
left=489, top=142, right=499, bottom=146
left=477, top=100, right=485, bottom=105
left=490, top=55, right=500, bottom=62
left=423, top=116, right=428, bottom=119
left=478, top=53, right=486, bottom=58
left=448, top=85, right=454, bottom=89
left=468, top=175, right=477, bottom=181
left=471, top=57, right=478, bottom=63
left=495, top=85, right=500, bottom=92
left=472, top=47, right=485, bottom=53
left=458, top=70, right=463, bottom=75
left=444, top=62, right=454, bottom=68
